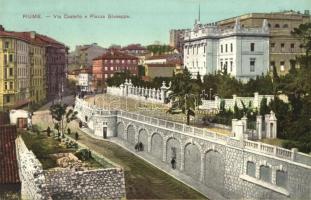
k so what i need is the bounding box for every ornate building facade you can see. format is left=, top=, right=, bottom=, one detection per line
left=183, top=19, right=270, bottom=82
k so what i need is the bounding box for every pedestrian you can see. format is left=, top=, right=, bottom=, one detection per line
left=75, top=132, right=79, bottom=140
left=46, top=126, right=51, bottom=137
left=171, top=158, right=176, bottom=169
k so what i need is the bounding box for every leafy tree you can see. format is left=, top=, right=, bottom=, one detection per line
left=50, top=103, right=78, bottom=137
left=167, top=67, right=201, bottom=125
left=259, top=97, right=269, bottom=116
left=137, top=65, right=145, bottom=77
left=292, top=23, right=311, bottom=68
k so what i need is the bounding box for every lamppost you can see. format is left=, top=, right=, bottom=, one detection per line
left=209, top=88, right=213, bottom=100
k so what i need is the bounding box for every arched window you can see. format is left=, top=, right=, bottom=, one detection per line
left=283, top=24, right=289, bottom=28
left=260, top=165, right=272, bottom=182
left=246, top=161, right=256, bottom=177
left=276, top=170, right=288, bottom=188
left=275, top=24, right=280, bottom=28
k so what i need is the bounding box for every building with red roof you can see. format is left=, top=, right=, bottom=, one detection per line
left=0, top=25, right=68, bottom=110
left=92, top=50, right=139, bottom=88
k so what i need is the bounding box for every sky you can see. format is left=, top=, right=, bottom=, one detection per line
left=0, top=0, right=310, bottom=51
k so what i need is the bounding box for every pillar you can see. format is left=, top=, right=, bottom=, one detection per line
left=235, top=120, right=244, bottom=140
left=269, top=111, right=277, bottom=138
left=162, top=139, right=167, bottom=162
left=160, top=81, right=168, bottom=103
left=241, top=115, right=248, bottom=132
left=265, top=114, right=270, bottom=138
left=199, top=152, right=205, bottom=183
left=256, top=115, right=263, bottom=140
left=254, top=92, right=259, bottom=108
left=231, top=119, right=238, bottom=136
left=120, top=84, right=125, bottom=96
left=180, top=146, right=185, bottom=171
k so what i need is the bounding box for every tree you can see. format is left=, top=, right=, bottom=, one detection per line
left=259, top=97, right=269, bottom=116
left=167, top=67, right=201, bottom=125
left=292, top=23, right=311, bottom=68
left=50, top=103, right=78, bottom=137
left=137, top=65, right=145, bottom=77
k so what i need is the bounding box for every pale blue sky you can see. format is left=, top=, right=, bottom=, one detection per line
left=0, top=0, right=310, bottom=50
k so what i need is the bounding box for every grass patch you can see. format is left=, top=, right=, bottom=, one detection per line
left=260, top=138, right=288, bottom=147
left=20, top=130, right=104, bottom=170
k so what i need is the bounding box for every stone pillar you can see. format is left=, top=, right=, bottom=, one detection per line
left=156, top=89, right=160, bottom=100
left=147, top=136, right=151, bottom=152
left=265, top=114, right=270, bottom=138
left=120, top=84, right=125, bottom=96
left=256, top=115, right=263, bottom=140
left=214, top=95, right=220, bottom=109
left=291, top=148, right=298, bottom=161
left=162, top=139, right=167, bottom=162
left=149, top=88, right=152, bottom=99
left=160, top=81, right=168, bottom=103
left=152, top=88, right=156, bottom=99
left=199, top=152, right=205, bottom=183
left=124, top=79, right=129, bottom=96
left=231, top=119, right=238, bottom=136
left=180, top=146, right=185, bottom=171
left=241, top=115, right=248, bottom=132
left=235, top=120, right=244, bottom=140
left=269, top=111, right=277, bottom=138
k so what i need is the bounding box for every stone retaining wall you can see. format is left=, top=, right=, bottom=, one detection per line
left=15, top=137, right=126, bottom=200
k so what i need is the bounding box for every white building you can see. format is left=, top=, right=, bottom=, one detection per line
left=78, top=68, right=92, bottom=92
left=183, top=18, right=270, bottom=82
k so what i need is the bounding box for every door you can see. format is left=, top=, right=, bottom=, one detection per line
left=103, top=126, right=107, bottom=138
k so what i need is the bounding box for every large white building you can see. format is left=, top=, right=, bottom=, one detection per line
left=78, top=68, right=92, bottom=92
left=183, top=18, right=270, bottom=82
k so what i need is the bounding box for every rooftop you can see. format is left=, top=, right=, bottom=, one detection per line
left=93, top=49, right=138, bottom=60
left=0, top=113, right=20, bottom=184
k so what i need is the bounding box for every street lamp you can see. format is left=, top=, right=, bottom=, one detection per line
left=209, top=88, right=213, bottom=100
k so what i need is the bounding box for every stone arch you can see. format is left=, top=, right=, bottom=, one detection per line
left=116, top=121, right=125, bottom=139
left=204, top=149, right=225, bottom=193
left=166, top=137, right=182, bottom=170
left=184, top=142, right=201, bottom=181
left=150, top=132, right=163, bottom=160
left=126, top=124, right=136, bottom=145
left=138, top=128, right=148, bottom=152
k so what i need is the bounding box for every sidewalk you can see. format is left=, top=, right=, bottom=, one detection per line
left=76, top=125, right=227, bottom=200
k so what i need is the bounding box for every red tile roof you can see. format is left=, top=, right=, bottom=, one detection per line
left=0, top=123, right=20, bottom=184
left=0, top=29, right=65, bottom=48
left=93, top=50, right=138, bottom=60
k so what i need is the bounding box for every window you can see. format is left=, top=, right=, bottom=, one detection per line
left=246, top=161, right=256, bottom=177
left=281, top=43, right=285, bottom=48
left=275, top=24, right=280, bottom=28
left=9, top=82, right=13, bottom=89
left=9, top=68, right=13, bottom=76
left=4, top=54, right=7, bottom=65
left=4, top=82, right=7, bottom=90
left=221, top=45, right=223, bottom=53
left=260, top=165, right=272, bottom=183
left=9, top=54, right=13, bottom=62
left=250, top=43, right=255, bottom=52
left=270, top=61, right=275, bottom=70
left=270, top=43, right=275, bottom=48
left=104, top=74, right=108, bottom=78
left=230, top=43, right=233, bottom=52
left=220, top=61, right=223, bottom=70
left=283, top=24, right=289, bottom=28
left=6, top=96, right=10, bottom=103
left=225, top=44, right=228, bottom=52
left=276, top=170, right=287, bottom=188
left=110, top=66, right=113, bottom=71
left=230, top=61, right=233, bottom=72
left=290, top=43, right=295, bottom=49
left=203, top=45, right=206, bottom=53
left=104, top=67, right=108, bottom=71
left=280, top=61, right=285, bottom=71
left=4, top=41, right=9, bottom=49
left=250, top=58, right=255, bottom=72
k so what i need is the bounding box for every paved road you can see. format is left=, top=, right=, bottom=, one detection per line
left=32, top=101, right=207, bottom=199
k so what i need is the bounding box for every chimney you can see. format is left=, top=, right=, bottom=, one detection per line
left=0, top=25, right=4, bottom=31
left=30, top=31, right=36, bottom=39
